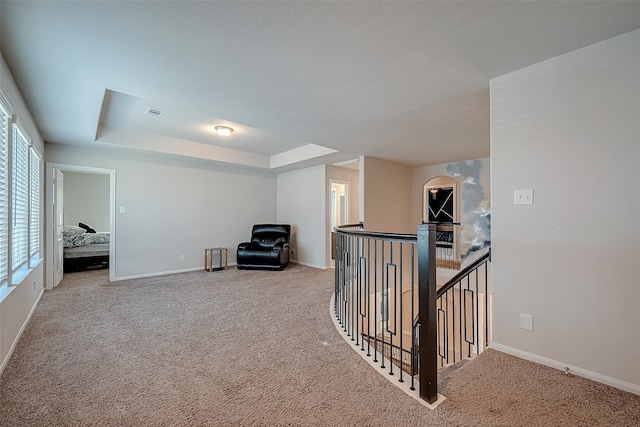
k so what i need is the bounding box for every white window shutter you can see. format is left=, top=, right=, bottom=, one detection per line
left=12, top=123, right=29, bottom=272
left=30, top=146, right=41, bottom=260
left=0, top=102, right=9, bottom=284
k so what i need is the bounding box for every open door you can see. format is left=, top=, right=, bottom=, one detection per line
left=53, top=168, right=64, bottom=287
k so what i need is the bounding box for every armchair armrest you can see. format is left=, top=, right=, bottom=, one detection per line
left=237, top=242, right=252, bottom=251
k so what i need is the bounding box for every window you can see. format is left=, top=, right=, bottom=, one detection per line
left=0, top=100, right=9, bottom=286
left=0, top=90, right=41, bottom=288
left=30, top=147, right=41, bottom=260
left=12, top=123, right=29, bottom=272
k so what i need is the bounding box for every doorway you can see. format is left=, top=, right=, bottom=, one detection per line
left=330, top=180, right=349, bottom=261
left=45, top=163, right=116, bottom=289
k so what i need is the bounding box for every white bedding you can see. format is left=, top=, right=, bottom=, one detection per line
left=63, top=231, right=110, bottom=248
left=64, top=243, right=110, bottom=259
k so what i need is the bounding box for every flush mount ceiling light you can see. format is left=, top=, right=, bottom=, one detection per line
left=214, top=126, right=233, bottom=137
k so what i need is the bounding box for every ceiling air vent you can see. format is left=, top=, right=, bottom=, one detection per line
left=145, top=107, right=164, bottom=117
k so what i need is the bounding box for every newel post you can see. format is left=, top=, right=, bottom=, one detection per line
left=417, top=223, right=438, bottom=403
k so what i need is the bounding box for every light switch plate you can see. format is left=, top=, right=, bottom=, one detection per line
left=514, top=189, right=534, bottom=205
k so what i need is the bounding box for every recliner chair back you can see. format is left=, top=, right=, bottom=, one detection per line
left=251, top=224, right=291, bottom=247
left=237, top=224, right=291, bottom=270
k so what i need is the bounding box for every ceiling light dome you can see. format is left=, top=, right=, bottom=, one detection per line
left=215, top=126, right=233, bottom=137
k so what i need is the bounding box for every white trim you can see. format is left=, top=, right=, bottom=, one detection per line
left=0, top=91, right=13, bottom=116
left=328, top=179, right=351, bottom=267
left=0, top=283, right=16, bottom=302
left=423, top=180, right=458, bottom=223
left=329, top=293, right=446, bottom=409
left=490, top=342, right=640, bottom=396
left=113, top=266, right=205, bottom=281
left=115, top=262, right=322, bottom=280
left=11, top=265, right=32, bottom=286
left=0, top=286, right=43, bottom=376
left=290, top=259, right=327, bottom=270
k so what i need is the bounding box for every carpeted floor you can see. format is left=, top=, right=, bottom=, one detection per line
left=1, top=264, right=638, bottom=426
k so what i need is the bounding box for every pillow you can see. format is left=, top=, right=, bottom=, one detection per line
left=78, top=222, right=96, bottom=233
left=63, top=225, right=86, bottom=236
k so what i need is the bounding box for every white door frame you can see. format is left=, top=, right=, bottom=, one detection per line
left=328, top=179, right=350, bottom=266
left=45, top=163, right=116, bottom=289
left=53, top=168, right=64, bottom=287
left=329, top=180, right=350, bottom=229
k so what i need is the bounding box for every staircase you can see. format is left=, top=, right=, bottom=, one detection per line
left=334, top=222, right=491, bottom=404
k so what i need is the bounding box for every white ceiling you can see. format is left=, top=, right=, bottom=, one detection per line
left=2, top=1, right=640, bottom=172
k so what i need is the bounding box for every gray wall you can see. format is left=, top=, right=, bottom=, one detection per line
left=491, top=29, right=640, bottom=392
left=277, top=165, right=327, bottom=268
left=63, top=172, right=110, bottom=232
left=46, top=144, right=277, bottom=280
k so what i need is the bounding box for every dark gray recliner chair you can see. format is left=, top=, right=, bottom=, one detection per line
left=237, top=224, right=291, bottom=270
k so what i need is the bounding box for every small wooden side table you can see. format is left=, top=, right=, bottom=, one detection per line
left=204, top=247, right=228, bottom=272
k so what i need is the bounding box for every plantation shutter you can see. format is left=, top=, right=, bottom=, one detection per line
left=29, top=146, right=41, bottom=259
left=0, top=102, right=9, bottom=284
left=11, top=123, right=29, bottom=271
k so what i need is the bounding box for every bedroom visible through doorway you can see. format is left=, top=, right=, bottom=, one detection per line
left=62, top=172, right=111, bottom=274
left=46, top=163, right=116, bottom=289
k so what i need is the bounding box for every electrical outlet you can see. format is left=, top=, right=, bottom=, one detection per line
left=291, top=248, right=296, bottom=255
left=179, top=255, right=184, bottom=261
left=520, top=313, right=534, bottom=331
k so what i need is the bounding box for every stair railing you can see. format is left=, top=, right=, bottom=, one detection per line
left=435, top=248, right=491, bottom=367
left=411, top=247, right=492, bottom=375
left=334, top=223, right=420, bottom=389
left=334, top=222, right=491, bottom=405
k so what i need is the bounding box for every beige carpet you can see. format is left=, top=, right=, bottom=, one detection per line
left=1, top=264, right=638, bottom=426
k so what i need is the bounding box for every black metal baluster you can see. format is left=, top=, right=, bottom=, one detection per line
left=464, top=275, right=474, bottom=358
left=410, top=243, right=417, bottom=390
left=484, top=260, right=489, bottom=350
left=387, top=244, right=393, bottom=375
left=398, top=242, right=404, bottom=383
left=452, top=281, right=457, bottom=364
left=359, top=255, right=366, bottom=352
left=366, top=239, right=372, bottom=357
left=380, top=241, right=385, bottom=369
left=475, top=267, right=479, bottom=356
left=373, top=239, right=378, bottom=363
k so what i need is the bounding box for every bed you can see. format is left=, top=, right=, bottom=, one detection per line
left=63, top=225, right=110, bottom=272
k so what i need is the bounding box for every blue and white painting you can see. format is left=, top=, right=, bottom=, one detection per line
left=446, top=160, right=491, bottom=259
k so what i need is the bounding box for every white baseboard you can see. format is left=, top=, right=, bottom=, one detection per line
left=114, top=266, right=207, bottom=281
left=490, top=342, right=640, bottom=396
left=115, top=261, right=327, bottom=280
left=290, top=260, right=328, bottom=270
left=0, top=287, right=44, bottom=376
